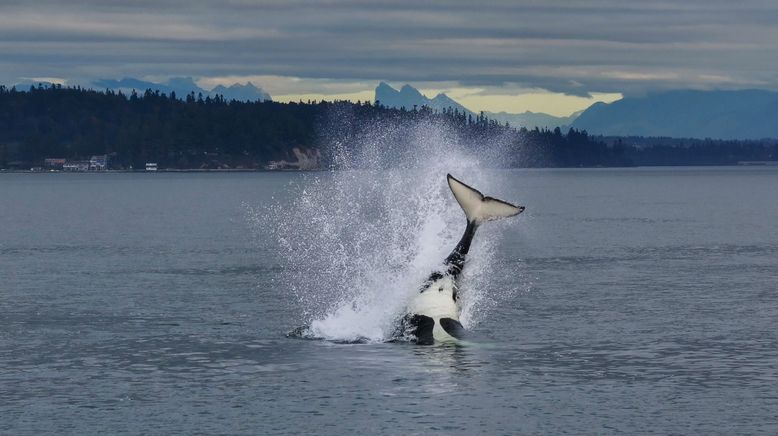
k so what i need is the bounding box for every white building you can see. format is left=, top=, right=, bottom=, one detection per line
left=63, top=161, right=89, bottom=171
left=89, top=155, right=108, bottom=171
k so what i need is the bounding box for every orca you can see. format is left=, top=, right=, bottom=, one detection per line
left=399, top=174, right=524, bottom=345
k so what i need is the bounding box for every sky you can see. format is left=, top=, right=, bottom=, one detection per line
left=2, top=0, right=777, bottom=116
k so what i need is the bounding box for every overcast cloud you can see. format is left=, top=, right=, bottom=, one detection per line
left=1, top=0, right=777, bottom=99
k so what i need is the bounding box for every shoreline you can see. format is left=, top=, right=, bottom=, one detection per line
left=0, top=168, right=328, bottom=174
left=2, top=163, right=778, bottom=174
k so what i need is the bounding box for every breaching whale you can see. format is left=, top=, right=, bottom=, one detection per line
left=399, top=174, right=524, bottom=345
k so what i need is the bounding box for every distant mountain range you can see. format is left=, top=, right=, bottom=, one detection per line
left=377, top=83, right=778, bottom=139
left=572, top=89, right=778, bottom=140
left=375, top=82, right=573, bottom=129
left=12, top=77, right=778, bottom=139
left=375, top=82, right=471, bottom=114
left=92, top=77, right=272, bottom=102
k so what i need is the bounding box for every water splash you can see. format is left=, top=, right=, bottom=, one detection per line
left=253, top=113, right=524, bottom=342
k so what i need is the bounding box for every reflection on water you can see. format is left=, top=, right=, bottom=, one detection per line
left=411, top=343, right=488, bottom=375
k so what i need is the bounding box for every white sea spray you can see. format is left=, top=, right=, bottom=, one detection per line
left=250, top=112, right=526, bottom=342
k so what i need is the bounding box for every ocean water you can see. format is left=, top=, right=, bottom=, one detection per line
left=2, top=167, right=778, bottom=434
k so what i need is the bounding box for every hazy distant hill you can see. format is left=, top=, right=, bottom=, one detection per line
left=210, top=82, right=271, bottom=102
left=375, top=82, right=575, bottom=129
left=572, top=90, right=778, bottom=139
left=12, top=79, right=59, bottom=90
left=93, top=77, right=271, bottom=102
left=485, top=110, right=579, bottom=130
left=94, top=77, right=206, bottom=97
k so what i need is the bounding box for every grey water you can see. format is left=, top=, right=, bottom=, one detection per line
left=1, top=167, right=777, bottom=434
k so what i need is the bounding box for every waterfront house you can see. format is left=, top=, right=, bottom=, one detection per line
left=44, top=158, right=66, bottom=170
left=89, top=155, right=108, bottom=171
left=63, top=161, right=90, bottom=171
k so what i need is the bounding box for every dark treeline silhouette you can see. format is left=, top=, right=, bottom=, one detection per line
left=0, top=85, right=776, bottom=169
left=0, top=84, right=319, bottom=169
left=604, top=136, right=778, bottom=166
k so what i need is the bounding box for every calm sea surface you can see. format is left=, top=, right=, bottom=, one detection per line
left=2, top=167, right=777, bottom=434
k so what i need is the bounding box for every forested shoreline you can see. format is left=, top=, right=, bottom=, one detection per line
left=1, top=85, right=776, bottom=170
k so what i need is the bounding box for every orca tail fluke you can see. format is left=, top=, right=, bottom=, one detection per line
left=447, top=173, right=524, bottom=224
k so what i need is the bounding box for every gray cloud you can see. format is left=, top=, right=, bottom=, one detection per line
left=1, top=0, right=777, bottom=95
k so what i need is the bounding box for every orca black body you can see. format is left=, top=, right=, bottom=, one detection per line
left=401, top=174, right=524, bottom=345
